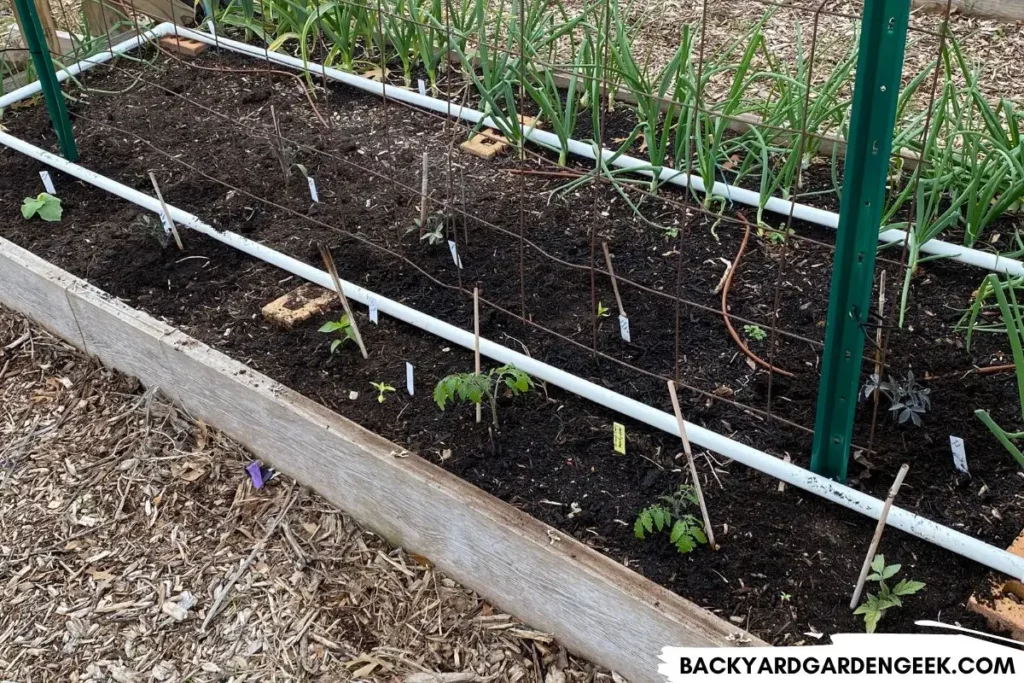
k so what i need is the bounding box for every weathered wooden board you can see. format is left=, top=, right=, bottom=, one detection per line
left=913, top=0, right=1024, bottom=20
left=0, top=237, right=760, bottom=681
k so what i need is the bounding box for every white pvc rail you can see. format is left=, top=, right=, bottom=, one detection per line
left=2, top=24, right=1023, bottom=580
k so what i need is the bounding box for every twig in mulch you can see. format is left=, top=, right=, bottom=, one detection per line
left=201, top=484, right=299, bottom=632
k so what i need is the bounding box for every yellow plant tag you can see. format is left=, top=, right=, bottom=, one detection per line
left=613, top=422, right=626, bottom=455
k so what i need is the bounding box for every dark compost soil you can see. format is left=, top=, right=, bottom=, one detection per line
left=2, top=46, right=1023, bottom=644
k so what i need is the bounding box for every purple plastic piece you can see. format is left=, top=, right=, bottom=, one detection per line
left=246, top=461, right=265, bottom=489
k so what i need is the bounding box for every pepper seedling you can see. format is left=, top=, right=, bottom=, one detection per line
left=370, top=381, right=396, bottom=403
left=318, top=314, right=356, bottom=354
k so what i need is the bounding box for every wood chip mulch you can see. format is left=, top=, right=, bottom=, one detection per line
left=0, top=306, right=613, bottom=683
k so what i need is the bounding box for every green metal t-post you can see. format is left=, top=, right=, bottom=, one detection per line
left=810, top=0, right=910, bottom=482
left=13, top=0, right=78, bottom=161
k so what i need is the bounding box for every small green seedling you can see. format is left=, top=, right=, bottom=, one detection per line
left=597, top=301, right=611, bottom=318
left=757, top=224, right=794, bottom=245
left=434, top=364, right=534, bottom=428
left=743, top=324, right=767, bottom=342
left=370, top=381, right=396, bottom=403
left=21, top=193, right=62, bottom=222
left=853, top=554, right=925, bottom=633
left=417, top=216, right=445, bottom=245
left=634, top=485, right=708, bottom=555
left=318, top=314, right=356, bottom=354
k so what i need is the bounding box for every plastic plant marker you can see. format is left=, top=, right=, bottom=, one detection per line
left=369, top=296, right=379, bottom=324
left=448, top=240, right=463, bottom=269
left=950, top=436, right=969, bottom=474
left=406, top=362, right=414, bottom=396
left=811, top=0, right=911, bottom=482
left=246, top=461, right=265, bottom=489
left=39, top=170, right=55, bottom=194
left=613, top=422, right=626, bottom=455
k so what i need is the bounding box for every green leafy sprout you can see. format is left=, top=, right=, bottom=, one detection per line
left=21, top=192, right=62, bottom=222
left=417, top=215, right=445, bottom=245
left=634, top=485, right=708, bottom=555
left=852, top=554, right=926, bottom=633
left=743, top=324, right=767, bottom=342
left=961, top=273, right=1024, bottom=468
left=597, top=301, right=611, bottom=318
left=370, top=381, right=396, bottom=403
left=433, top=364, right=534, bottom=428
left=318, top=313, right=356, bottom=354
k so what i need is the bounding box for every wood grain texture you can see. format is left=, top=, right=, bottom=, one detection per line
left=913, top=0, right=1024, bottom=20
left=0, top=237, right=761, bottom=681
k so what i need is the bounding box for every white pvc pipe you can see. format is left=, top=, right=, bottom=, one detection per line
left=4, top=21, right=1022, bottom=278
left=3, top=128, right=1023, bottom=581
left=166, top=25, right=1024, bottom=278
left=0, top=26, right=172, bottom=110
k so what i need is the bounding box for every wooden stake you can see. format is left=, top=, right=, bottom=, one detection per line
left=270, top=105, right=289, bottom=183
left=601, top=242, right=626, bottom=318
left=777, top=454, right=791, bottom=492
left=419, top=152, right=429, bottom=236
left=318, top=243, right=368, bottom=360
left=148, top=172, right=183, bottom=251
left=474, top=287, right=481, bottom=424
left=13, top=0, right=60, bottom=57
left=666, top=380, right=717, bottom=550
left=850, top=463, right=910, bottom=609
left=873, top=270, right=886, bottom=410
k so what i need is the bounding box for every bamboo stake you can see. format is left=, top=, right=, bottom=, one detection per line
left=474, top=286, right=481, bottom=424
left=602, top=242, right=626, bottom=318
left=318, top=243, right=368, bottom=360
left=778, top=454, right=791, bottom=492
left=419, top=152, right=429, bottom=236
left=148, top=172, right=183, bottom=251
left=873, top=270, right=886, bottom=410
left=850, top=463, right=910, bottom=609
left=666, top=380, right=717, bottom=550
left=13, top=0, right=60, bottom=58
left=270, top=105, right=289, bottom=183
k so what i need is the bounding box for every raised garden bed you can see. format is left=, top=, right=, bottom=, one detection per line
left=2, top=44, right=1023, bottom=647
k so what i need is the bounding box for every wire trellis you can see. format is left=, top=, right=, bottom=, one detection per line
left=5, top=0, right=968, bottom=462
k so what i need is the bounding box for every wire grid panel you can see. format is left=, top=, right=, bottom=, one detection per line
left=11, top=0, right=963, bottom=459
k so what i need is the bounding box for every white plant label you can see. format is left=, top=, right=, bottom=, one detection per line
left=417, top=79, right=427, bottom=96
left=159, top=210, right=174, bottom=235
left=447, top=240, right=463, bottom=269
left=39, top=170, right=56, bottom=194
left=950, top=435, right=968, bottom=474
left=618, top=314, right=631, bottom=343
left=307, top=176, right=319, bottom=203
left=406, top=362, right=415, bottom=396
left=369, top=297, right=379, bottom=324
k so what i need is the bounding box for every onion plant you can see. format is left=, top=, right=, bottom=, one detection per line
left=961, top=275, right=1024, bottom=468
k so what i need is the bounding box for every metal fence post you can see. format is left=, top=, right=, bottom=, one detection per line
left=810, top=0, right=910, bottom=481
left=13, top=0, right=79, bottom=161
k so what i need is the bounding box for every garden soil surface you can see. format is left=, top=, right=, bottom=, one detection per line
left=2, top=46, right=1023, bottom=644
